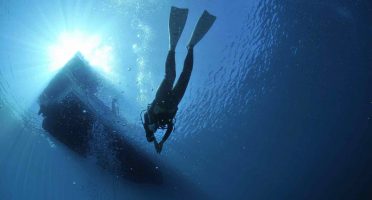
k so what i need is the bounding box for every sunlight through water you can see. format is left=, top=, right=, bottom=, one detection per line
left=48, top=31, right=113, bottom=73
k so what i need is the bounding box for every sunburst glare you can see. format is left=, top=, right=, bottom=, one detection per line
left=48, top=31, right=113, bottom=73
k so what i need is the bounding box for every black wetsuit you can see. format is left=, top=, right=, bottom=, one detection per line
left=144, top=48, right=193, bottom=142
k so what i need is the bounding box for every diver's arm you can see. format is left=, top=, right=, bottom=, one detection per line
left=160, top=123, right=174, bottom=144
left=154, top=123, right=173, bottom=153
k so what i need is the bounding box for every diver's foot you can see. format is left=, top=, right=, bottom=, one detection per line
left=170, top=45, right=176, bottom=52
left=187, top=10, right=216, bottom=48
left=168, top=49, right=176, bottom=54
left=169, top=7, right=188, bottom=51
left=187, top=45, right=194, bottom=51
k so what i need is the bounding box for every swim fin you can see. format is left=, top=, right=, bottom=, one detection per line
left=169, top=6, right=189, bottom=51
left=188, top=10, right=216, bottom=48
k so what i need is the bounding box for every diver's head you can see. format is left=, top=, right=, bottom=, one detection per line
left=148, top=123, right=158, bottom=132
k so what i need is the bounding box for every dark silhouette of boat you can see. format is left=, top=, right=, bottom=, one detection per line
left=38, top=52, right=162, bottom=184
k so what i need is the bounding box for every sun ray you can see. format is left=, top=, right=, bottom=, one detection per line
left=47, top=31, right=113, bottom=74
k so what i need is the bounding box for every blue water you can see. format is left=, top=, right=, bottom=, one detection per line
left=0, top=0, right=371, bottom=199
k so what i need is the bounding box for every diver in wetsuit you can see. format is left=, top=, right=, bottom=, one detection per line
left=143, top=7, right=216, bottom=153
left=112, top=97, right=119, bottom=117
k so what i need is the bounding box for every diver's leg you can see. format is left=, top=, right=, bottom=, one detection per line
left=154, top=7, right=187, bottom=100
left=155, top=50, right=176, bottom=100
left=172, top=47, right=193, bottom=105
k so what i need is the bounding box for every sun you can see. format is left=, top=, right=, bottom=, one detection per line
left=48, top=31, right=113, bottom=73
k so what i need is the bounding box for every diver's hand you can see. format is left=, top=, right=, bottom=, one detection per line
left=155, top=141, right=163, bottom=154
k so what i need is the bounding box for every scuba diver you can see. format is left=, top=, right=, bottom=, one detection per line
left=112, top=97, right=119, bottom=117
left=143, top=7, right=216, bottom=153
